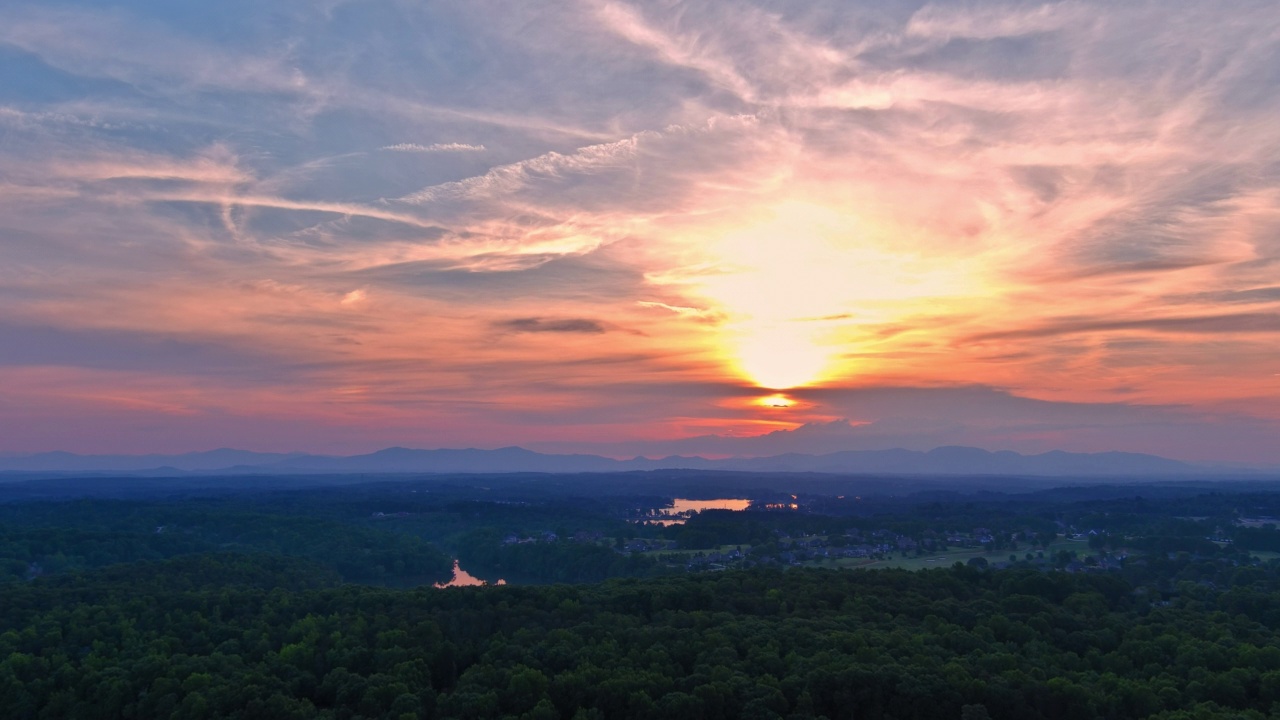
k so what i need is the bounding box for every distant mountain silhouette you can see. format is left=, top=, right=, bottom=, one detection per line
left=0, top=448, right=303, bottom=473
left=0, top=444, right=1231, bottom=477
left=703, top=446, right=1195, bottom=476
left=265, top=446, right=625, bottom=474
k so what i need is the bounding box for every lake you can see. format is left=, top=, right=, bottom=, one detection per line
left=637, top=497, right=752, bottom=525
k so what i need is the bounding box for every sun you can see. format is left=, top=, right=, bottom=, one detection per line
left=695, top=202, right=864, bottom=389
left=734, top=324, right=833, bottom=391
left=650, top=199, right=981, bottom=391
left=756, top=393, right=795, bottom=409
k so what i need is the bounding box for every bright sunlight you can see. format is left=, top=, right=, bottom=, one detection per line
left=675, top=201, right=977, bottom=390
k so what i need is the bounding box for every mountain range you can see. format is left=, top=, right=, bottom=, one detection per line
left=0, top=445, right=1252, bottom=477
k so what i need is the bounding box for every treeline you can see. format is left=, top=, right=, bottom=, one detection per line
left=1234, top=526, right=1280, bottom=552
left=6, top=553, right=1280, bottom=719
left=0, top=501, right=452, bottom=586
left=664, top=511, right=774, bottom=549
left=456, top=529, right=666, bottom=583
left=654, top=506, right=1060, bottom=551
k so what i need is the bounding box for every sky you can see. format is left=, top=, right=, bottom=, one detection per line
left=1, top=0, right=1279, bottom=463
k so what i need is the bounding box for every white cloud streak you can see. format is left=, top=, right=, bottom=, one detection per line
left=381, top=143, right=486, bottom=153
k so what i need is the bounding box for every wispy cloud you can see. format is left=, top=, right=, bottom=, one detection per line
left=637, top=301, right=724, bottom=324
left=967, top=313, right=1280, bottom=342
left=905, top=2, right=1090, bottom=42
left=0, top=6, right=319, bottom=98
left=397, top=135, right=645, bottom=205
left=382, top=143, right=486, bottom=153
left=494, top=317, right=609, bottom=334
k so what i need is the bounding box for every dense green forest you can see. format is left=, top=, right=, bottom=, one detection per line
left=0, top=501, right=452, bottom=586
left=455, top=528, right=667, bottom=584
left=5, top=477, right=1280, bottom=718
left=6, top=553, right=1280, bottom=719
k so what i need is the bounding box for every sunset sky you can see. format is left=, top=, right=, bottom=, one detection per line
left=2, top=0, right=1279, bottom=463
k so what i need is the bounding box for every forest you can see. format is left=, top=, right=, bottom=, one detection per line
left=3, top=473, right=1280, bottom=719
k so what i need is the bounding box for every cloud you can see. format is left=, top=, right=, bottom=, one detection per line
left=0, top=321, right=291, bottom=381
left=397, top=135, right=645, bottom=205
left=493, top=317, right=609, bottom=334
left=967, top=313, right=1280, bottom=342
left=905, top=2, right=1089, bottom=42
left=529, top=384, right=1280, bottom=463
left=382, top=143, right=486, bottom=153
left=1175, top=286, right=1280, bottom=305
left=586, top=0, right=758, bottom=102
left=43, top=143, right=247, bottom=183
left=637, top=301, right=725, bottom=324
left=1, top=0, right=1280, bottom=459
left=0, top=5, right=318, bottom=98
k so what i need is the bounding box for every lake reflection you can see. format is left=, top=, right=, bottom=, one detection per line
left=639, top=498, right=751, bottom=525
left=434, top=559, right=506, bottom=588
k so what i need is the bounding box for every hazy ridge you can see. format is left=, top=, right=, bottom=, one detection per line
left=0, top=445, right=1248, bottom=477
